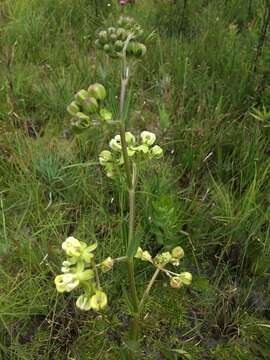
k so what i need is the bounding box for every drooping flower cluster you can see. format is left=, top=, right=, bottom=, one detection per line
left=95, top=16, right=146, bottom=59
left=99, top=131, right=163, bottom=177
left=67, top=83, right=112, bottom=133
left=135, top=246, right=192, bottom=289
left=54, top=237, right=113, bottom=311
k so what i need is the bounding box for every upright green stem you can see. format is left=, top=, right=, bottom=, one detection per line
left=118, top=58, right=140, bottom=357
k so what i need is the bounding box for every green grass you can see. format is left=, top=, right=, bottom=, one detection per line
left=1, top=0, right=270, bottom=358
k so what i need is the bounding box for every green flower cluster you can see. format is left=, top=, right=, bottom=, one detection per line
left=54, top=237, right=112, bottom=311
left=95, top=16, right=146, bottom=59
left=135, top=246, right=192, bottom=289
left=67, top=83, right=112, bottom=133
left=99, top=131, right=163, bottom=177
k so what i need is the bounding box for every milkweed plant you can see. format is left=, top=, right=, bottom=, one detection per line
left=54, top=12, right=192, bottom=359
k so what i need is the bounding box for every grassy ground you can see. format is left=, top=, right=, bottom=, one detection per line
left=1, top=0, right=270, bottom=359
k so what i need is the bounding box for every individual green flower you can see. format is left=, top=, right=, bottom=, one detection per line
left=150, top=145, right=163, bottom=159
left=101, top=257, right=114, bottom=272
left=76, top=294, right=92, bottom=311
left=135, top=247, right=152, bottom=262
left=141, top=131, right=156, bottom=146
left=55, top=273, right=80, bottom=293
left=109, top=135, right=122, bottom=152
left=88, top=83, right=107, bottom=101
left=67, top=101, right=80, bottom=116
left=71, top=112, right=91, bottom=133
left=170, top=276, right=183, bottom=289
left=125, top=131, right=136, bottom=145
left=75, top=89, right=89, bottom=105
left=99, top=150, right=113, bottom=165
left=82, top=96, right=99, bottom=114
left=154, top=252, right=172, bottom=267
left=100, top=108, right=112, bottom=121
left=90, top=290, right=108, bottom=311
left=171, top=246, right=184, bottom=266
left=178, top=272, right=192, bottom=286
left=62, top=237, right=83, bottom=257
left=134, top=144, right=149, bottom=154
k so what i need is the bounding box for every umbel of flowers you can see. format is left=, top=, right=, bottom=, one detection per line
left=67, top=83, right=112, bottom=133
left=95, top=16, right=146, bottom=59
left=99, top=131, right=163, bottom=178
left=54, top=236, right=192, bottom=311
left=54, top=237, right=113, bottom=311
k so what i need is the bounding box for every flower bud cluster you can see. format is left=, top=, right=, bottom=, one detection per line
left=54, top=237, right=113, bottom=311
left=135, top=245, right=192, bottom=289
left=99, top=131, right=163, bottom=178
left=67, top=83, right=112, bottom=133
left=95, top=16, right=146, bottom=59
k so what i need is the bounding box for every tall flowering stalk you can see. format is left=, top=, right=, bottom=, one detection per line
left=54, top=15, right=192, bottom=360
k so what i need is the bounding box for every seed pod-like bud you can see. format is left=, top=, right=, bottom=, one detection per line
left=82, top=97, right=99, bottom=114
left=108, top=27, right=116, bottom=35
left=88, top=83, right=107, bottom=101
left=67, top=101, right=80, bottom=116
left=179, top=272, right=192, bottom=286
left=116, top=28, right=127, bottom=40
left=104, top=44, right=111, bottom=54
left=95, top=39, right=103, bottom=49
left=98, top=30, right=108, bottom=45
left=133, top=43, right=147, bottom=57
left=114, top=40, right=124, bottom=52
left=127, top=42, right=137, bottom=56
left=170, top=276, right=183, bottom=289
left=110, top=33, right=117, bottom=42
left=75, top=89, right=89, bottom=105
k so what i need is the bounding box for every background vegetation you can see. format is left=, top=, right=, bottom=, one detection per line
left=0, top=0, right=270, bottom=358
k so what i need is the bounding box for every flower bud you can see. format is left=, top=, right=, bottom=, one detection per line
left=114, top=40, right=124, bottom=52
left=104, top=162, right=115, bottom=178
left=154, top=252, right=172, bottom=267
left=170, top=276, right=183, bottom=289
left=100, top=108, right=112, bottom=121
left=82, top=97, right=99, bottom=114
left=110, top=33, right=117, bottom=42
left=135, top=144, right=149, bottom=154
left=135, top=247, right=152, bottom=262
left=55, top=273, right=79, bottom=293
left=99, top=150, right=113, bottom=165
left=150, top=145, right=163, bottom=159
left=179, top=272, right=192, bottom=286
left=134, top=43, right=147, bottom=57
left=90, top=290, right=108, bottom=311
left=141, top=131, right=156, bottom=146
left=171, top=246, right=184, bottom=260
left=108, top=27, right=116, bottom=35
left=88, top=83, right=107, bottom=101
left=101, top=257, right=114, bottom=272
left=71, top=112, right=91, bottom=132
left=76, top=294, right=92, bottom=311
left=95, top=39, right=103, bottom=49
left=104, top=44, right=111, bottom=53
left=116, top=28, right=127, bottom=40
left=62, top=236, right=83, bottom=257
left=67, top=101, right=80, bottom=116
left=98, top=30, right=108, bottom=45
left=75, top=89, right=89, bottom=105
